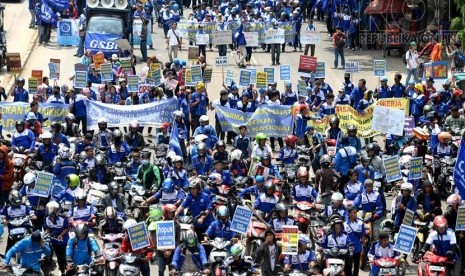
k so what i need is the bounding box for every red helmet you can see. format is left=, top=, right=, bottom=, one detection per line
left=163, top=204, right=177, bottom=216
left=446, top=194, right=461, bottom=206
left=161, top=122, right=169, bottom=129
left=297, top=167, right=308, bottom=178
left=284, top=135, right=298, bottom=147
left=299, top=104, right=308, bottom=112
left=431, top=92, right=441, bottom=101
left=433, top=216, right=447, bottom=228
left=453, top=89, right=463, bottom=98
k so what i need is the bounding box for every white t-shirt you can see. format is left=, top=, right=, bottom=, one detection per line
left=167, top=29, right=181, bottom=46
left=268, top=244, right=276, bottom=271
left=406, top=50, right=418, bottom=69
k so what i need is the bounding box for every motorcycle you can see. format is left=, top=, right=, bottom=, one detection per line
left=102, top=233, right=124, bottom=276
left=411, top=213, right=433, bottom=260
left=280, top=163, right=297, bottom=202
left=66, top=261, right=104, bottom=276
left=437, top=157, right=456, bottom=198
left=322, top=248, right=350, bottom=276
left=418, top=251, right=454, bottom=276
left=202, top=238, right=231, bottom=276
left=118, top=253, right=142, bottom=276
left=86, top=181, right=108, bottom=213
left=12, top=147, right=33, bottom=183
left=127, top=183, right=150, bottom=221
left=8, top=216, right=32, bottom=256
left=373, top=257, right=405, bottom=276
left=245, top=217, right=269, bottom=256
left=292, top=201, right=323, bottom=234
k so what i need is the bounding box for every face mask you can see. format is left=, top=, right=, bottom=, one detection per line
left=141, top=159, right=149, bottom=165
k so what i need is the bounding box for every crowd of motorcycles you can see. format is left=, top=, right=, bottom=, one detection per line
left=0, top=115, right=462, bottom=276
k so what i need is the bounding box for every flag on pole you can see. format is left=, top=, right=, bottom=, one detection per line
left=44, top=0, right=69, bottom=10
left=40, top=1, right=58, bottom=25
left=454, top=137, right=465, bottom=199
left=169, top=120, right=183, bottom=156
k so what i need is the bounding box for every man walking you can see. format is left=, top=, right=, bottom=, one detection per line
left=333, top=26, right=346, bottom=69
left=166, top=22, right=182, bottom=63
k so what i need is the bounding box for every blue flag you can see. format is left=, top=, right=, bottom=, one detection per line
left=454, top=137, right=465, bottom=199
left=40, top=1, right=58, bottom=25
left=44, top=0, right=69, bottom=10
left=169, top=121, right=183, bottom=156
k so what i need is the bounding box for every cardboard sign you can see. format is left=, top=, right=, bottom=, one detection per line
left=298, top=80, right=307, bottom=97
left=127, top=222, right=150, bottom=251
left=456, top=206, right=465, bottom=231
left=32, top=171, right=54, bottom=197
left=164, top=78, right=178, bottom=91
left=93, top=53, right=105, bottom=71
left=132, top=19, right=142, bottom=36
left=300, top=30, right=320, bottom=45
left=28, top=78, right=38, bottom=94
left=424, top=61, right=448, bottom=80
left=120, top=58, right=132, bottom=75
left=265, top=29, right=285, bottom=44
left=298, top=55, right=317, bottom=76
left=263, top=67, right=275, bottom=84
left=394, top=225, right=418, bottom=254
left=185, top=68, right=194, bottom=86
left=74, top=63, right=87, bottom=72
left=279, top=65, right=291, bottom=81
left=195, top=33, right=210, bottom=45
left=215, top=56, right=229, bottom=67
left=48, top=63, right=58, bottom=80
left=156, top=220, right=175, bottom=250
left=225, top=69, right=235, bottom=86
left=74, top=71, right=88, bottom=89
left=402, top=208, right=415, bottom=226
left=203, top=68, right=213, bottom=83
left=256, top=72, right=267, bottom=89
left=152, top=69, right=162, bottom=86
left=6, top=53, right=21, bottom=72
left=239, top=70, right=252, bottom=87
left=373, top=60, right=386, bottom=77
left=127, top=75, right=139, bottom=92
left=190, top=65, right=203, bottom=83
left=247, top=67, right=257, bottom=84
left=212, top=30, right=232, bottom=46
left=243, top=32, right=259, bottom=47
left=50, top=59, right=61, bottom=80
left=315, top=62, right=325, bottom=78
left=383, top=156, right=402, bottom=182
left=282, top=225, right=299, bottom=255
left=100, top=63, right=113, bottom=81
left=31, top=70, right=43, bottom=85
left=249, top=162, right=270, bottom=179
left=408, top=157, right=423, bottom=180
left=230, top=206, right=253, bottom=234
left=148, top=62, right=162, bottom=78
left=345, top=61, right=360, bottom=73
left=372, top=106, right=406, bottom=135
left=188, top=46, right=200, bottom=61
left=404, top=116, right=415, bottom=135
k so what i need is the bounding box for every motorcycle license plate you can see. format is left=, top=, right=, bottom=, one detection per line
left=380, top=268, right=396, bottom=275
left=429, top=265, right=445, bottom=272
left=10, top=227, right=25, bottom=235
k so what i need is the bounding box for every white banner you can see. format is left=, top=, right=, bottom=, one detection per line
left=372, top=106, right=406, bottom=136
left=212, top=30, right=232, bottom=46
left=265, top=29, right=285, bottom=44
left=195, top=33, right=210, bottom=45
left=244, top=32, right=259, bottom=47
left=300, top=30, right=320, bottom=45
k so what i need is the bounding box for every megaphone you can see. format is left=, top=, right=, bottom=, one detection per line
left=86, top=0, right=98, bottom=8
left=100, top=0, right=114, bottom=8
left=114, top=0, right=127, bottom=9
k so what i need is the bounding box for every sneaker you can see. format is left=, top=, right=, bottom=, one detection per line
left=272, top=62, right=275, bottom=65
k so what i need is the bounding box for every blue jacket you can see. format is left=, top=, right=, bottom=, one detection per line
left=391, top=83, right=406, bottom=97
left=44, top=215, right=70, bottom=246
left=71, top=95, right=87, bottom=118
left=107, top=143, right=131, bottom=164
left=425, top=229, right=458, bottom=259
left=368, top=241, right=397, bottom=275
left=13, top=87, right=29, bottom=102
left=410, top=94, right=426, bottom=116
left=168, top=168, right=189, bottom=189
left=181, top=192, right=214, bottom=228
left=76, top=141, right=94, bottom=154
left=235, top=25, right=246, bottom=46
left=354, top=164, right=375, bottom=184
left=2, top=205, right=31, bottom=230
left=206, top=220, right=235, bottom=240
left=353, top=190, right=383, bottom=217
left=344, top=218, right=365, bottom=253
left=193, top=125, right=218, bottom=149
left=334, top=146, right=357, bottom=175
left=37, top=143, right=58, bottom=167
left=150, top=189, right=184, bottom=205
left=430, top=102, right=449, bottom=117
left=375, top=85, right=392, bottom=99
left=70, top=205, right=95, bottom=223
left=66, top=237, right=101, bottom=265
left=350, top=87, right=366, bottom=106
left=239, top=185, right=263, bottom=199
left=344, top=181, right=364, bottom=201
left=295, top=114, right=309, bottom=138
left=56, top=187, right=84, bottom=203
left=5, top=237, right=51, bottom=271
left=52, top=133, right=70, bottom=148
left=192, top=155, right=213, bottom=176
left=393, top=195, right=418, bottom=227
left=279, top=146, right=298, bottom=165
left=234, top=135, right=251, bottom=159
left=171, top=245, right=208, bottom=271
left=292, top=183, right=318, bottom=202
left=190, top=91, right=208, bottom=116
left=12, top=130, right=36, bottom=151
left=53, top=160, right=78, bottom=183
left=254, top=193, right=279, bottom=214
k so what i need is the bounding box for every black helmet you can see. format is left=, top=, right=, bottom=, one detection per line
left=340, top=135, right=350, bottom=146
left=31, top=230, right=42, bottom=243
left=216, top=140, right=226, bottom=149
left=264, top=181, right=275, bottom=192
left=329, top=116, right=339, bottom=125
left=15, top=120, right=25, bottom=128
left=261, top=153, right=272, bottom=161
left=9, top=190, right=22, bottom=206
left=347, top=125, right=357, bottom=132
left=108, top=181, right=119, bottom=192
left=113, top=129, right=123, bottom=139
left=320, top=154, right=331, bottom=166
left=16, top=76, right=25, bottom=84
left=274, top=203, right=287, bottom=212
left=51, top=122, right=62, bottom=132
left=426, top=111, right=435, bottom=121
left=75, top=223, right=89, bottom=238
left=366, top=143, right=380, bottom=155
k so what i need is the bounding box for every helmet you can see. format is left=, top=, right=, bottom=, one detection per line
left=79, top=151, right=87, bottom=162
left=196, top=82, right=205, bottom=91
left=166, top=151, right=176, bottom=161
left=104, top=206, right=116, bottom=219
left=108, top=181, right=119, bottom=193
left=130, top=120, right=139, bottom=129
left=113, top=129, right=123, bottom=139
left=264, top=182, right=275, bottom=192
left=284, top=135, right=298, bottom=147
left=123, top=219, right=137, bottom=231
left=320, top=154, right=331, bottom=166
left=65, top=113, right=76, bottom=121
left=26, top=112, right=37, bottom=121
left=217, top=205, right=229, bottom=220
left=208, top=173, right=223, bottom=185
left=194, top=134, right=208, bottom=144
left=366, top=143, right=380, bottom=155
left=423, top=105, right=432, bottom=113
left=380, top=219, right=395, bottom=232
left=230, top=244, right=244, bottom=257
left=329, top=116, right=339, bottom=125
left=66, top=174, right=80, bottom=188
left=231, top=149, right=242, bottom=161
left=173, top=155, right=183, bottom=164
left=95, top=154, right=107, bottom=166
left=297, top=167, right=308, bottom=178
left=340, top=135, right=350, bottom=146
left=274, top=203, right=287, bottom=213
left=216, top=140, right=226, bottom=149
left=261, top=153, right=272, bottom=161
left=438, top=132, right=452, bottom=144
left=183, top=229, right=198, bottom=248
left=75, top=223, right=89, bottom=238
left=58, top=147, right=71, bottom=159
left=298, top=235, right=309, bottom=247
left=443, top=79, right=451, bottom=86
left=199, top=115, right=209, bottom=123
left=197, top=142, right=207, bottom=155
left=15, top=120, right=25, bottom=129
left=255, top=133, right=267, bottom=141
left=361, top=154, right=371, bottom=163
left=9, top=190, right=22, bottom=206
left=188, top=178, right=202, bottom=190
left=97, top=117, right=107, bottom=127
left=160, top=122, right=169, bottom=129
left=255, top=175, right=265, bottom=183
left=16, top=76, right=25, bottom=84
left=431, top=92, right=441, bottom=101
left=46, top=201, right=59, bottom=214
left=23, top=172, right=37, bottom=186
left=331, top=192, right=343, bottom=203
left=41, top=131, right=52, bottom=140
left=75, top=190, right=86, bottom=202
left=433, top=216, right=447, bottom=228
left=347, top=125, right=357, bottom=132
left=163, top=204, right=177, bottom=217
left=162, top=178, right=175, bottom=193
left=51, top=122, right=62, bottom=132
left=172, top=3, right=179, bottom=10
left=173, top=110, right=183, bottom=118
left=447, top=194, right=462, bottom=206
left=400, top=182, right=413, bottom=192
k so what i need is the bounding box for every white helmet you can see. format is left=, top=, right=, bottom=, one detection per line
left=167, top=151, right=176, bottom=161
left=41, top=131, right=53, bottom=139
left=231, top=149, right=242, bottom=161
left=173, top=110, right=183, bottom=118
left=46, top=201, right=59, bottom=213
left=399, top=155, right=412, bottom=169
left=400, top=182, right=413, bottom=192
left=331, top=192, right=343, bottom=203
left=58, top=147, right=71, bottom=159
left=199, top=115, right=209, bottom=123
left=173, top=155, right=183, bottom=163
left=97, top=117, right=107, bottom=124
left=129, top=120, right=139, bottom=129
left=23, top=172, right=37, bottom=186
left=26, top=112, right=37, bottom=121
left=194, top=134, right=208, bottom=144
left=123, top=219, right=137, bottom=231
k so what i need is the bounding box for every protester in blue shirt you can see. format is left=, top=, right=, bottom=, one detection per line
left=284, top=236, right=316, bottom=273
left=66, top=223, right=101, bottom=266
left=368, top=232, right=398, bottom=276
left=393, top=182, right=417, bottom=230
left=292, top=167, right=319, bottom=203
left=334, top=135, right=357, bottom=191
left=170, top=230, right=210, bottom=275
left=419, top=216, right=460, bottom=261
left=44, top=201, right=70, bottom=274
left=12, top=77, right=29, bottom=102
left=354, top=155, right=375, bottom=184
left=12, top=120, right=36, bottom=152
left=350, top=79, right=367, bottom=107
left=374, top=77, right=392, bottom=99
left=344, top=206, right=366, bottom=276
left=189, top=82, right=208, bottom=133
left=254, top=182, right=280, bottom=216
left=391, top=74, right=406, bottom=97
left=204, top=206, right=235, bottom=241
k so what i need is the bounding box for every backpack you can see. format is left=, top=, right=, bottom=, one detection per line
left=454, top=51, right=465, bottom=69
left=402, top=50, right=411, bottom=65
